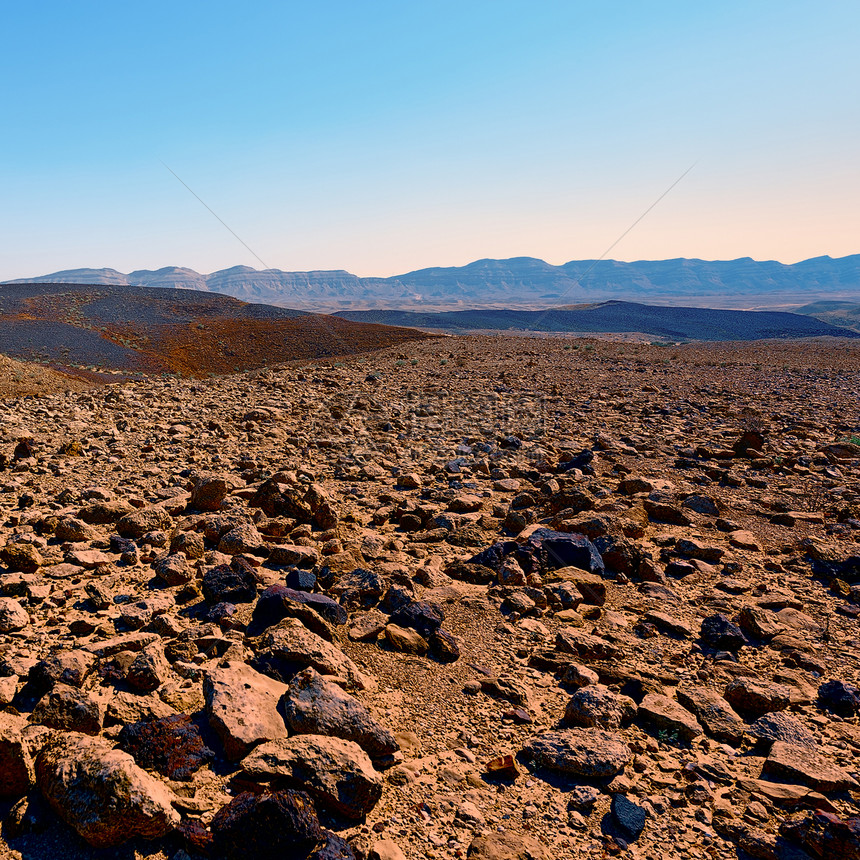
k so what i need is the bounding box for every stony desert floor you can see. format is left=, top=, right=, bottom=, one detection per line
left=0, top=335, right=858, bottom=860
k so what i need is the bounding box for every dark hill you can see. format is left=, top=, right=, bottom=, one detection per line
left=333, top=301, right=860, bottom=341
left=0, top=283, right=431, bottom=376
left=794, top=300, right=860, bottom=333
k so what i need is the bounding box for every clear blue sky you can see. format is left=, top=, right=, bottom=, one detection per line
left=2, top=1, right=858, bottom=278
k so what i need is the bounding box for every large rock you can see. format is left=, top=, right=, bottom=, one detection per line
left=190, top=474, right=230, bottom=511
left=0, top=543, right=42, bottom=574
left=564, top=685, right=636, bottom=729
left=611, top=794, right=647, bottom=840
left=467, top=831, right=551, bottom=859
left=126, top=643, right=172, bottom=692
left=78, top=499, right=135, bottom=524
left=282, top=667, right=398, bottom=759
left=699, top=614, right=747, bottom=651
left=253, top=585, right=347, bottom=630
left=747, top=712, right=816, bottom=749
left=388, top=600, right=444, bottom=637
left=203, top=660, right=289, bottom=760
left=254, top=617, right=371, bottom=689
left=202, top=557, right=258, bottom=604
left=780, top=812, right=860, bottom=860
left=0, top=597, right=29, bottom=632
left=118, top=714, right=214, bottom=781
left=763, top=741, right=860, bottom=792
left=555, top=628, right=620, bottom=660
left=523, top=728, right=630, bottom=779
left=30, top=649, right=96, bottom=691
left=116, top=505, right=173, bottom=540
left=249, top=479, right=314, bottom=521
left=0, top=712, right=34, bottom=799
left=724, top=677, right=792, bottom=719
left=385, top=623, right=429, bottom=655
left=218, top=523, right=268, bottom=556
left=522, top=528, right=605, bottom=576
left=210, top=789, right=322, bottom=859
left=35, top=733, right=179, bottom=848
left=241, top=735, right=383, bottom=819
left=546, top=568, right=604, bottom=605
left=637, top=693, right=702, bottom=742
left=30, top=683, right=104, bottom=734
left=818, top=679, right=860, bottom=717
left=677, top=685, right=746, bottom=745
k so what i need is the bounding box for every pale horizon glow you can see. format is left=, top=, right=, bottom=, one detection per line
left=1, top=1, right=858, bottom=281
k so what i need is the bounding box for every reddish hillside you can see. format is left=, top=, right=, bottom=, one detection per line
left=0, top=283, right=433, bottom=376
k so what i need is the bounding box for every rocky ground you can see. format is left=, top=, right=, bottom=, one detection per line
left=0, top=334, right=858, bottom=860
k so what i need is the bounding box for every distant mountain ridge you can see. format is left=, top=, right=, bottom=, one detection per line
left=6, top=254, right=860, bottom=310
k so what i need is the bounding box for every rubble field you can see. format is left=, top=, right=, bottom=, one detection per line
left=0, top=334, right=858, bottom=860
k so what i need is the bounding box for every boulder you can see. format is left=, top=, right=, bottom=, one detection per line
left=203, top=660, right=289, bottom=760
left=218, top=523, right=268, bottom=556
left=637, top=693, right=702, bottom=742
left=241, top=735, right=383, bottom=819
left=282, top=668, right=398, bottom=759
left=0, top=712, right=34, bottom=799
left=747, top=712, right=816, bottom=749
left=190, top=474, right=230, bottom=511
left=210, top=789, right=322, bottom=860
left=724, top=677, right=792, bottom=719
left=818, top=679, right=860, bottom=717
left=116, top=505, right=172, bottom=540
left=35, top=733, right=179, bottom=848
left=676, top=685, right=746, bottom=745
left=763, top=741, right=860, bottom=792
left=253, top=585, right=347, bottom=630
left=0, top=597, right=29, bottom=632
left=30, top=683, right=104, bottom=735
left=523, top=728, right=630, bottom=779
left=0, top=543, right=42, bottom=574
left=202, top=558, right=258, bottom=604
left=699, top=614, right=747, bottom=651
left=467, top=831, right=551, bottom=859
left=564, top=685, right=636, bottom=729
left=388, top=600, right=444, bottom=636
left=611, top=794, right=647, bottom=840
left=385, top=623, right=429, bottom=655
left=118, top=714, right=214, bottom=781
left=254, top=618, right=371, bottom=689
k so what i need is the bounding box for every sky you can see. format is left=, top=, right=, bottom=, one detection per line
left=1, top=1, right=858, bottom=279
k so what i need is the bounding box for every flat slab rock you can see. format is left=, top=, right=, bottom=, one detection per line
left=677, top=685, right=746, bottom=745
left=523, top=728, right=630, bottom=779
left=762, top=741, right=860, bottom=792
left=637, top=693, right=703, bottom=742
left=203, top=660, right=289, bottom=761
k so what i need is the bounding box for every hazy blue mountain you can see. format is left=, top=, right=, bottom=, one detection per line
left=7, top=254, right=860, bottom=309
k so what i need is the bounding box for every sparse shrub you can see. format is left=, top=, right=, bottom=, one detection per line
left=410, top=359, right=418, bottom=366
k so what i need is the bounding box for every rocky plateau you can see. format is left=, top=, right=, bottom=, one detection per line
left=0, top=334, right=858, bottom=860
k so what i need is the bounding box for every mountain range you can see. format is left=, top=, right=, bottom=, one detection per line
left=7, top=254, right=860, bottom=311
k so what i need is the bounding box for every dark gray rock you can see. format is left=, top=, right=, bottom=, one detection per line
left=611, top=794, right=647, bottom=840
left=282, top=667, right=398, bottom=759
